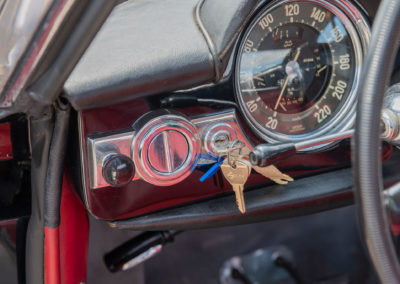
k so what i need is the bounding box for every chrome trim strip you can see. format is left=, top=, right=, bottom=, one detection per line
left=78, top=111, right=92, bottom=214
left=0, top=0, right=78, bottom=107
left=194, top=0, right=222, bottom=81
left=0, top=0, right=54, bottom=97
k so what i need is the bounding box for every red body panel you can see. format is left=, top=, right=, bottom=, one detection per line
left=44, top=171, right=89, bottom=284
left=59, top=172, right=89, bottom=284
left=44, top=227, right=60, bottom=284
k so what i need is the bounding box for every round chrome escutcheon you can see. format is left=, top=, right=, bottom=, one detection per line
left=131, top=113, right=200, bottom=186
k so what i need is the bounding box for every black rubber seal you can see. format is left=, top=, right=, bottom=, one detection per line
left=44, top=101, right=71, bottom=228
left=25, top=109, right=54, bottom=284
left=23, top=1, right=118, bottom=283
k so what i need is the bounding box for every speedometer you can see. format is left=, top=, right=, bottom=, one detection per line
left=235, top=0, right=369, bottom=144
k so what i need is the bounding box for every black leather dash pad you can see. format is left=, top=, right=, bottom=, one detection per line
left=110, top=168, right=355, bottom=231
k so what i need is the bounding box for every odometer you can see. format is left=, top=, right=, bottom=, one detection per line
left=235, top=0, right=369, bottom=144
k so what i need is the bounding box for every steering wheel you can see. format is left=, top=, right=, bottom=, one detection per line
left=354, top=0, right=400, bottom=282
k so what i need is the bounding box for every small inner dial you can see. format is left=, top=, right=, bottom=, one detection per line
left=236, top=0, right=361, bottom=139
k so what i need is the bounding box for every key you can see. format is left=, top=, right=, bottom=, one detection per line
left=253, top=165, right=294, bottom=185
left=229, top=147, right=293, bottom=185
left=220, top=160, right=251, bottom=213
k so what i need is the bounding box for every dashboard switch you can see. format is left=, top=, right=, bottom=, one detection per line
left=102, top=154, right=135, bottom=187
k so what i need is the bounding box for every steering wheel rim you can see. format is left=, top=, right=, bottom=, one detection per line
left=354, top=0, right=400, bottom=282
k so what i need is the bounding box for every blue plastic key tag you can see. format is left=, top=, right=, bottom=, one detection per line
left=199, top=157, right=225, bottom=182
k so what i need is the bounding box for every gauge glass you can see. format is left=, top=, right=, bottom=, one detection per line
left=235, top=0, right=367, bottom=142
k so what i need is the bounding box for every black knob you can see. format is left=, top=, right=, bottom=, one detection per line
left=102, top=154, right=135, bottom=187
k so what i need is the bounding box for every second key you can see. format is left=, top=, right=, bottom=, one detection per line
left=220, top=160, right=251, bottom=213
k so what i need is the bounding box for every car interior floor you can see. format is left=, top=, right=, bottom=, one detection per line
left=87, top=204, right=378, bottom=284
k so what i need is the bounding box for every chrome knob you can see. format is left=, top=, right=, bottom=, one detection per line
left=381, top=109, right=399, bottom=142
left=102, top=154, right=135, bottom=187
left=382, top=83, right=400, bottom=145
left=147, top=130, right=189, bottom=174
left=131, top=110, right=200, bottom=186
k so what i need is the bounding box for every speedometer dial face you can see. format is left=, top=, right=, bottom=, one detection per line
left=235, top=0, right=367, bottom=142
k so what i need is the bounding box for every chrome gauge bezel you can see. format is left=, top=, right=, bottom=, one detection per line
left=234, top=0, right=370, bottom=145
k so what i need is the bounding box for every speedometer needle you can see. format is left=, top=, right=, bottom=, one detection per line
left=242, top=86, right=280, bottom=92
left=274, top=77, right=289, bottom=110
left=292, top=47, right=301, bottom=62
left=274, top=48, right=302, bottom=110
left=316, top=65, right=327, bottom=76
left=254, top=65, right=283, bottom=78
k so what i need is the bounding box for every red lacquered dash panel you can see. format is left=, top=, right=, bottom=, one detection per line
left=79, top=98, right=392, bottom=220
left=0, top=123, right=13, bottom=160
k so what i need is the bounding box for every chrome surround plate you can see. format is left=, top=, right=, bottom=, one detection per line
left=87, top=132, right=136, bottom=189
left=86, top=109, right=253, bottom=189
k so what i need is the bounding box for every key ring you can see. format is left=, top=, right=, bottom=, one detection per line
left=214, top=140, right=245, bottom=155
left=227, top=139, right=243, bottom=168
left=227, top=152, right=236, bottom=168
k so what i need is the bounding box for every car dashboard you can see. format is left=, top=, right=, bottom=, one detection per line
left=59, top=0, right=397, bottom=228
